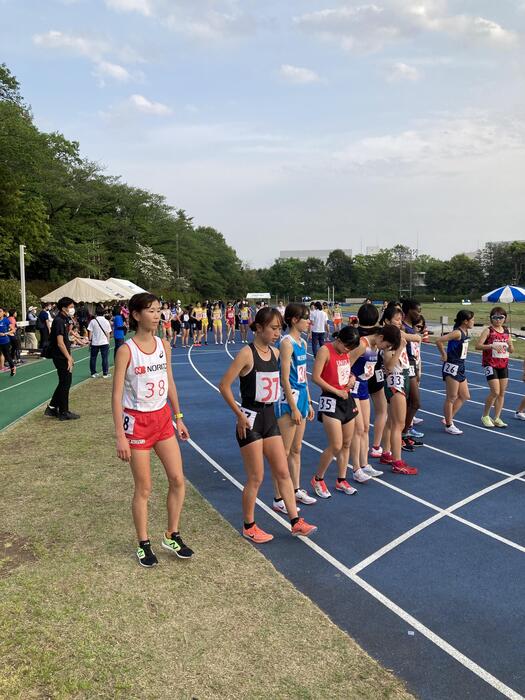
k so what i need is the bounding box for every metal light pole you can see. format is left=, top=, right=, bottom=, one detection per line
left=19, top=244, right=27, bottom=322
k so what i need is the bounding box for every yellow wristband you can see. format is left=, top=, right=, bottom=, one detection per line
left=175, top=412, right=184, bottom=419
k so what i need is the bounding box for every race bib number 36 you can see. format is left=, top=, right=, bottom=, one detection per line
left=255, top=371, right=280, bottom=403
left=297, top=364, right=307, bottom=384
left=318, top=396, right=336, bottom=413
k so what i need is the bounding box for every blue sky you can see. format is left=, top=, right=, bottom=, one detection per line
left=1, top=0, right=524, bottom=266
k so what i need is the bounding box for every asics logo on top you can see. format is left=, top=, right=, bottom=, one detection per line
left=135, top=366, right=146, bottom=375
left=159, top=351, right=164, bottom=358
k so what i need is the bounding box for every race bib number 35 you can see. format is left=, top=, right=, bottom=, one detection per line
left=492, top=343, right=509, bottom=359
left=318, top=396, right=336, bottom=413
left=255, top=371, right=280, bottom=403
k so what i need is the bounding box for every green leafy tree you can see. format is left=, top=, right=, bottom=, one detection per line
left=326, top=249, right=353, bottom=297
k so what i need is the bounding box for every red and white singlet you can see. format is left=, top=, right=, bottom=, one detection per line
left=123, top=336, right=168, bottom=412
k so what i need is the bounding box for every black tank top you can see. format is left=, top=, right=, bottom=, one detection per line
left=240, top=343, right=280, bottom=408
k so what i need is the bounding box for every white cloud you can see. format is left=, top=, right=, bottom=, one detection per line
left=33, top=30, right=107, bottom=61
left=280, top=64, right=320, bottom=84
left=33, top=30, right=144, bottom=84
left=129, top=93, right=172, bottom=115
left=104, top=0, right=152, bottom=16
left=387, top=61, right=420, bottom=82
left=164, top=9, right=257, bottom=40
left=94, top=60, right=132, bottom=82
left=294, top=1, right=518, bottom=53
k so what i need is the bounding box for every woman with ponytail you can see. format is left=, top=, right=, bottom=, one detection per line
left=436, top=310, right=475, bottom=435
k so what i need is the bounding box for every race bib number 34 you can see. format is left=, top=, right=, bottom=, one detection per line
left=255, top=371, right=280, bottom=403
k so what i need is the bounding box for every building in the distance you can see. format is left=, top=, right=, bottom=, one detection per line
left=280, top=249, right=352, bottom=263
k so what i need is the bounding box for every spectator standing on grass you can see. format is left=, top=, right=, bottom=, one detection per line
left=0, top=306, right=16, bottom=376
left=44, top=297, right=80, bottom=421
left=8, top=309, right=23, bottom=364
left=112, top=305, right=126, bottom=360
left=25, top=306, right=39, bottom=351
left=37, top=302, right=52, bottom=354
left=88, top=305, right=112, bottom=379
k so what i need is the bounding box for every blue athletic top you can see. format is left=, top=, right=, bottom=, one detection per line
left=275, top=334, right=309, bottom=418
left=0, top=317, right=10, bottom=345
left=113, top=314, right=125, bottom=340
left=352, top=337, right=378, bottom=382
left=446, top=329, right=469, bottom=364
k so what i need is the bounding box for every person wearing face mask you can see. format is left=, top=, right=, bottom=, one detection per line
left=44, top=297, right=80, bottom=421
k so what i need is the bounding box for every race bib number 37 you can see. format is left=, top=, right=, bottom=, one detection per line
left=255, top=371, right=280, bottom=403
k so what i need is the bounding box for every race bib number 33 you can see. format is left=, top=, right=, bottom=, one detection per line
left=255, top=371, right=280, bottom=403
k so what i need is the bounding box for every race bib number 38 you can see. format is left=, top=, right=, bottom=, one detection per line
left=255, top=371, right=280, bottom=403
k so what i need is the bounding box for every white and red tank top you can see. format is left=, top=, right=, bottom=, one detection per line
left=320, top=342, right=351, bottom=391
left=123, top=336, right=168, bottom=412
left=482, top=327, right=510, bottom=368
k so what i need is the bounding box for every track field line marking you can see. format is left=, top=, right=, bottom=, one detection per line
left=0, top=356, right=90, bottom=393
left=192, top=347, right=525, bottom=559
left=417, top=408, right=525, bottom=443
left=187, top=434, right=525, bottom=700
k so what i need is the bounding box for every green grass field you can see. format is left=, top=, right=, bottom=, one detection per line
left=0, top=379, right=413, bottom=700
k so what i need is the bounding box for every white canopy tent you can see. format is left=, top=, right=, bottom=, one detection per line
left=41, top=278, right=128, bottom=304
left=246, top=292, right=271, bottom=300
left=105, top=278, right=147, bottom=297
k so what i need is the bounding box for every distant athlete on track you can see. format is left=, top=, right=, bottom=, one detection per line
left=476, top=306, right=513, bottom=428
left=112, top=292, right=193, bottom=568
left=436, top=310, right=475, bottom=436
left=219, top=307, right=317, bottom=543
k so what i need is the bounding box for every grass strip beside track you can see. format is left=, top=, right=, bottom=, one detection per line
left=0, top=379, right=412, bottom=700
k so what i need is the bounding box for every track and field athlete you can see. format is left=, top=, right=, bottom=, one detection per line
left=192, top=303, right=204, bottom=346
left=160, top=302, right=172, bottom=342
left=170, top=303, right=181, bottom=348
left=219, top=307, right=317, bottom=543
left=436, top=310, right=475, bottom=435
left=475, top=306, right=513, bottom=428
left=310, top=326, right=363, bottom=498
left=350, top=315, right=402, bottom=482
left=238, top=303, right=251, bottom=344
left=332, top=303, right=343, bottom=333
left=401, top=299, right=424, bottom=446
left=112, top=292, right=193, bottom=568
left=181, top=307, right=191, bottom=348
left=201, top=303, right=209, bottom=345
left=212, top=303, right=223, bottom=345
left=225, top=303, right=236, bottom=343
left=379, top=306, right=418, bottom=475
left=357, top=303, right=388, bottom=459
left=0, top=306, right=16, bottom=376
left=271, top=304, right=317, bottom=514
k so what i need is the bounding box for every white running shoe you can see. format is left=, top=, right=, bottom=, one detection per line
left=231, top=340, right=236, bottom=344
left=272, top=500, right=300, bottom=514
left=91, top=373, right=99, bottom=378
left=295, top=488, right=317, bottom=505
left=445, top=423, right=463, bottom=435
left=102, top=373, right=111, bottom=379
left=335, top=479, right=358, bottom=495
left=412, top=417, right=424, bottom=425
left=515, top=412, right=525, bottom=421
left=369, top=445, right=383, bottom=458
left=352, top=468, right=372, bottom=483
left=362, top=464, right=384, bottom=477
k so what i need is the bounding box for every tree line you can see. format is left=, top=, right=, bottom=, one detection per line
left=1, top=63, right=523, bottom=304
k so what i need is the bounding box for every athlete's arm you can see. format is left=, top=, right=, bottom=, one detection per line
left=311, top=345, right=347, bottom=399
left=219, top=346, right=253, bottom=438
left=383, top=337, right=406, bottom=372
left=475, top=327, right=492, bottom=351
left=279, top=338, right=301, bottom=424
left=163, top=339, right=189, bottom=441
left=436, top=329, right=460, bottom=361
left=112, top=343, right=131, bottom=463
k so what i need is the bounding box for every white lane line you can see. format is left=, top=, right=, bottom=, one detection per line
left=418, top=385, right=519, bottom=415
left=350, top=469, right=525, bottom=575
left=187, top=435, right=524, bottom=700
left=0, top=356, right=90, bottom=393
left=418, top=408, right=525, bottom=443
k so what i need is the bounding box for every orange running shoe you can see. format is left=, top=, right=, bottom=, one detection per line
left=242, top=523, right=274, bottom=543
left=291, top=518, right=318, bottom=538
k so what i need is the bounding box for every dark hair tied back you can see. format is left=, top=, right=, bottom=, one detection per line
left=129, top=292, right=159, bottom=331
left=332, top=325, right=360, bottom=350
